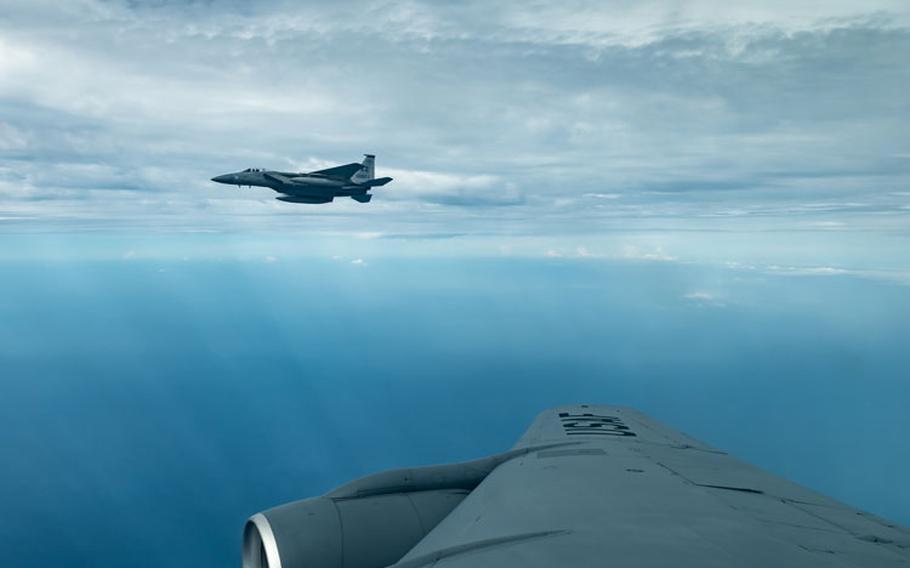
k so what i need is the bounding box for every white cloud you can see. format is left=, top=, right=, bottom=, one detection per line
left=0, top=37, right=36, bottom=77
left=685, top=291, right=716, bottom=301
left=683, top=290, right=727, bottom=307
left=498, top=1, right=910, bottom=49
left=382, top=168, right=520, bottom=206
left=0, top=122, right=28, bottom=151
left=584, top=193, right=622, bottom=200
left=766, top=265, right=849, bottom=276
left=621, top=245, right=678, bottom=262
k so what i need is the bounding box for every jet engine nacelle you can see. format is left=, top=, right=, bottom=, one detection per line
left=242, top=446, right=559, bottom=568
left=243, top=489, right=468, bottom=568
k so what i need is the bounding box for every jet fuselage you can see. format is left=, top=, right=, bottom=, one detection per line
left=211, top=155, right=392, bottom=204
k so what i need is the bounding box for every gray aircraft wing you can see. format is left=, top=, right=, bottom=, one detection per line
left=390, top=405, right=910, bottom=567
left=263, top=172, right=299, bottom=185
left=308, top=162, right=364, bottom=180
left=244, top=405, right=910, bottom=568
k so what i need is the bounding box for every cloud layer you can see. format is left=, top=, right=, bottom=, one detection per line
left=1, top=0, right=909, bottom=268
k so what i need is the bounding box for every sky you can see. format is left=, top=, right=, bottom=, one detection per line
left=1, top=1, right=909, bottom=567
left=1, top=0, right=908, bottom=261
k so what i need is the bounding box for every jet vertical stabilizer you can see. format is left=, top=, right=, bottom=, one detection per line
left=351, top=154, right=375, bottom=184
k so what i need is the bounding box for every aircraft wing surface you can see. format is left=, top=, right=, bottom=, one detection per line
left=389, top=404, right=910, bottom=568
left=308, top=162, right=363, bottom=180
left=263, top=172, right=297, bottom=185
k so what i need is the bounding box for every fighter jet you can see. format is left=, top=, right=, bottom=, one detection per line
left=242, top=404, right=910, bottom=568
left=211, top=154, right=392, bottom=203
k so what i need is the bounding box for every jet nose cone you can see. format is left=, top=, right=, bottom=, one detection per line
left=211, top=174, right=230, bottom=184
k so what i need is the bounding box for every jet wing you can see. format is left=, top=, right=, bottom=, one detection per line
left=308, top=162, right=364, bottom=180
left=263, top=172, right=302, bottom=185
left=390, top=405, right=910, bottom=568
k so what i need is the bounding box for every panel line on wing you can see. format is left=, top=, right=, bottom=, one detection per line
left=536, top=448, right=607, bottom=458
left=389, top=530, right=570, bottom=568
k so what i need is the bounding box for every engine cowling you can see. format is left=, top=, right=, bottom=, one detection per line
left=242, top=444, right=566, bottom=568
left=242, top=489, right=469, bottom=568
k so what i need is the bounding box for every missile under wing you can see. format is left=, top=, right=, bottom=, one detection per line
left=243, top=405, right=910, bottom=568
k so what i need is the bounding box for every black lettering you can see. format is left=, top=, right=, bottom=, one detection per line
left=558, top=412, right=637, bottom=437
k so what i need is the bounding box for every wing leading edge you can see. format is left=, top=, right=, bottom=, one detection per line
left=390, top=405, right=910, bottom=568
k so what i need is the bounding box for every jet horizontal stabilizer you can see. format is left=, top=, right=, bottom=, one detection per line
left=361, top=176, right=393, bottom=187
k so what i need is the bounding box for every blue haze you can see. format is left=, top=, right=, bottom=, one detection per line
left=1, top=256, right=908, bottom=567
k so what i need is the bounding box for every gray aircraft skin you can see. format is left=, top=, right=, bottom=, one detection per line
left=243, top=404, right=910, bottom=568
left=211, top=154, right=392, bottom=203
